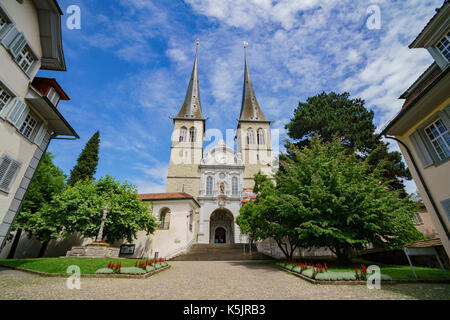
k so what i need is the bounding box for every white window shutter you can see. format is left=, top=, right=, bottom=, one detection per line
left=0, top=25, right=18, bottom=49
left=409, top=130, right=434, bottom=168
left=0, top=155, right=21, bottom=192
left=0, top=155, right=12, bottom=184
left=33, top=123, right=47, bottom=146
left=9, top=32, right=26, bottom=58
left=6, top=99, right=28, bottom=129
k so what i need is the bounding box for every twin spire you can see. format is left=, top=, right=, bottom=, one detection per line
left=175, top=41, right=268, bottom=122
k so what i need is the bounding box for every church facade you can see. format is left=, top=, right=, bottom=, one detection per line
left=133, top=44, right=277, bottom=259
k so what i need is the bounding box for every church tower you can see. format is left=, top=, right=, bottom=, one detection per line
left=236, top=43, right=273, bottom=189
left=166, top=42, right=205, bottom=198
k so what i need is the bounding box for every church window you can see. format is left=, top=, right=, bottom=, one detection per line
left=247, top=128, right=256, bottom=145
left=179, top=127, right=187, bottom=142
left=159, top=208, right=171, bottom=230
left=189, top=126, right=196, bottom=142
left=257, top=128, right=265, bottom=145
left=232, top=177, right=238, bottom=196
left=206, top=176, right=213, bottom=195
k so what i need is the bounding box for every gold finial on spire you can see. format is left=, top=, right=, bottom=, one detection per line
left=243, top=41, right=248, bottom=48
left=195, top=38, right=200, bottom=46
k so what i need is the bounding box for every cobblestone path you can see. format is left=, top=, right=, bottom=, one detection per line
left=0, top=261, right=449, bottom=300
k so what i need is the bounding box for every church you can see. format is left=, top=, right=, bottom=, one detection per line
left=130, top=43, right=277, bottom=260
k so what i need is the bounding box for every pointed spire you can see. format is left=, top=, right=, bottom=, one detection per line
left=239, top=41, right=268, bottom=122
left=176, top=40, right=204, bottom=119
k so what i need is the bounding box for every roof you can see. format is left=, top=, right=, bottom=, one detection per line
left=175, top=44, right=204, bottom=120
left=26, top=85, right=79, bottom=138
left=407, top=238, right=442, bottom=248
left=399, top=63, right=442, bottom=109
left=381, top=63, right=449, bottom=135
left=32, top=0, right=66, bottom=71
left=238, top=48, right=269, bottom=123
left=138, top=192, right=200, bottom=207
left=409, top=0, right=449, bottom=49
left=32, top=77, right=70, bottom=100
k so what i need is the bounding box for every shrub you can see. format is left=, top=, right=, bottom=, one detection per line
left=285, top=263, right=296, bottom=271
left=95, top=268, right=113, bottom=274
left=146, top=266, right=155, bottom=272
left=314, top=272, right=357, bottom=281
left=154, top=263, right=162, bottom=269
left=380, top=274, right=393, bottom=281
left=292, top=265, right=302, bottom=273
left=161, top=262, right=168, bottom=267
left=120, top=267, right=147, bottom=275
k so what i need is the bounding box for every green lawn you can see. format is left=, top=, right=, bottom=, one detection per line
left=0, top=258, right=142, bottom=274
left=278, top=258, right=449, bottom=280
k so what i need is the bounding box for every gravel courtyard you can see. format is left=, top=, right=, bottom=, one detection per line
left=0, top=261, right=449, bottom=300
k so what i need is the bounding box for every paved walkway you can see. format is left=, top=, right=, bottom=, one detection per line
left=0, top=261, right=449, bottom=300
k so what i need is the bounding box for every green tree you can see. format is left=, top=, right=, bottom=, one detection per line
left=67, top=131, right=100, bottom=186
left=277, top=137, right=424, bottom=263
left=285, top=91, right=411, bottom=195
left=237, top=172, right=303, bottom=259
left=47, top=175, right=158, bottom=243
left=238, top=137, right=424, bottom=262
left=8, top=153, right=66, bottom=258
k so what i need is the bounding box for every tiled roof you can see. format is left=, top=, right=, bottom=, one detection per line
left=400, top=63, right=442, bottom=110
left=138, top=192, right=194, bottom=201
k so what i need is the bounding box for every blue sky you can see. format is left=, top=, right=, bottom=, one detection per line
left=38, top=0, right=442, bottom=194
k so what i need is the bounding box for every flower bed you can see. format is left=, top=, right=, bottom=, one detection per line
left=95, top=257, right=168, bottom=275
left=276, top=259, right=392, bottom=282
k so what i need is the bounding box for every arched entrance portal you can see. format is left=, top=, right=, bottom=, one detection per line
left=210, top=209, right=234, bottom=244
left=215, top=227, right=226, bottom=243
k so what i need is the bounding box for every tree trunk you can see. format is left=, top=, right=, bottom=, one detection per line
left=335, top=246, right=352, bottom=265
left=37, top=241, right=49, bottom=258
left=7, top=229, right=22, bottom=259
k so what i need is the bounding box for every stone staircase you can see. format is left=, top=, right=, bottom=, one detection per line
left=170, top=243, right=271, bottom=261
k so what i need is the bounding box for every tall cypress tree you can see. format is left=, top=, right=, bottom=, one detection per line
left=67, top=131, right=100, bottom=186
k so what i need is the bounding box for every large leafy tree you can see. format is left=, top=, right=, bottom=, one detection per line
left=67, top=131, right=100, bottom=186
left=285, top=91, right=411, bottom=195
left=238, top=137, right=424, bottom=262
left=8, top=153, right=66, bottom=258
left=237, top=172, right=303, bottom=259
left=46, top=175, right=158, bottom=243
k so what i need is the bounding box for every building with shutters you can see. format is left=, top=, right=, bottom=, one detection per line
left=381, top=1, right=450, bottom=257
left=0, top=0, right=78, bottom=250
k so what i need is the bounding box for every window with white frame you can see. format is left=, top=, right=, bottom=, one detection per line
left=0, top=85, right=11, bottom=112
left=19, top=113, right=37, bottom=138
left=0, top=154, right=21, bottom=192
left=232, top=176, right=238, bottom=196
left=424, top=118, right=450, bottom=161
left=15, top=46, right=35, bottom=74
left=206, top=176, right=213, bottom=195
left=46, top=87, right=60, bottom=106
left=436, top=31, right=450, bottom=63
